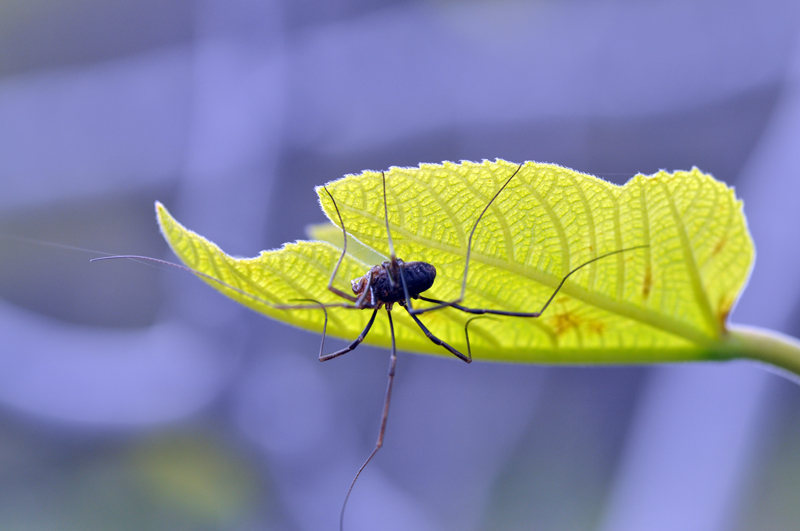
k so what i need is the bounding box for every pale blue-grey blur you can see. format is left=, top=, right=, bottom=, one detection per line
left=2, top=1, right=800, bottom=530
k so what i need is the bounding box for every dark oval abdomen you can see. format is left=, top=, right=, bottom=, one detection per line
left=372, top=261, right=436, bottom=304
left=401, top=262, right=436, bottom=296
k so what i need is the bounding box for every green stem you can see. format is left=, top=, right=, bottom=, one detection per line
left=724, top=324, right=800, bottom=378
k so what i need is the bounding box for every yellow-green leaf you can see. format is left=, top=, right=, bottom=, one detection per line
left=305, top=221, right=386, bottom=266
left=156, top=160, right=755, bottom=364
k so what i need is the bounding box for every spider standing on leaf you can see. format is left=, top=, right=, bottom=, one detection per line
left=94, top=162, right=646, bottom=531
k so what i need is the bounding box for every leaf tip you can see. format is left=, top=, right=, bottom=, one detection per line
left=154, top=201, right=172, bottom=231
left=153, top=202, right=189, bottom=253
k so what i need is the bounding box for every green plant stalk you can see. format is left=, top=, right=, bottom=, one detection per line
left=721, top=325, right=800, bottom=378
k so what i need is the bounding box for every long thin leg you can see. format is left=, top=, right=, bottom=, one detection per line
left=406, top=309, right=471, bottom=363
left=377, top=172, right=425, bottom=343
left=408, top=163, right=524, bottom=315
left=380, top=171, right=416, bottom=307
left=378, top=172, right=409, bottom=303
left=340, top=308, right=398, bottom=531
left=418, top=245, right=649, bottom=318
left=288, top=298, right=333, bottom=361
left=97, top=189, right=363, bottom=309
left=321, top=186, right=360, bottom=303
left=319, top=307, right=379, bottom=362
left=464, top=316, right=496, bottom=360
left=381, top=172, right=398, bottom=268
left=91, top=255, right=356, bottom=312
left=289, top=297, right=367, bottom=364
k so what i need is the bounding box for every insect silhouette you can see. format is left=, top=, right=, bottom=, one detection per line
left=94, top=162, right=646, bottom=531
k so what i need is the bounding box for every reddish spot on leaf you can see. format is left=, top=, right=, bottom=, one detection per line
left=550, top=310, right=581, bottom=336
left=642, top=265, right=652, bottom=299
left=588, top=320, right=606, bottom=335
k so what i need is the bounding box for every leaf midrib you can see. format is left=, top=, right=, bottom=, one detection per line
left=338, top=204, right=717, bottom=349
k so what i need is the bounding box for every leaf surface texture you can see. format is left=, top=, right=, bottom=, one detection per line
left=157, top=161, right=753, bottom=363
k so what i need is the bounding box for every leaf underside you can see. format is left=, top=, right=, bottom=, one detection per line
left=157, top=160, right=754, bottom=364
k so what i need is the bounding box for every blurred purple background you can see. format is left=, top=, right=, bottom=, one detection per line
left=2, top=1, right=800, bottom=530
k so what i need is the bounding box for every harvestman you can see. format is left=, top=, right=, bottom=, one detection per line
left=309, top=165, right=647, bottom=530
left=94, top=163, right=645, bottom=530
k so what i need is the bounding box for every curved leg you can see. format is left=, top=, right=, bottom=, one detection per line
left=408, top=163, right=524, bottom=315
left=339, top=307, right=397, bottom=531
left=406, top=308, right=471, bottom=363
left=319, top=307, right=379, bottom=362
left=92, top=255, right=356, bottom=312
left=464, top=316, right=497, bottom=360
left=321, top=186, right=360, bottom=303
left=418, top=244, right=649, bottom=318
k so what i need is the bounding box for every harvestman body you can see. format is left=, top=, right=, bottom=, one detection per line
left=94, top=163, right=645, bottom=531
